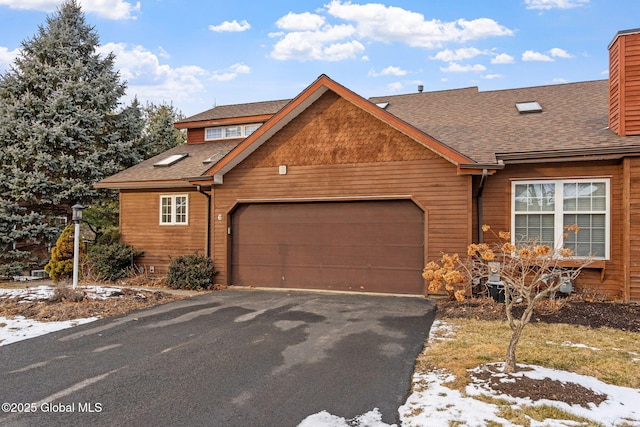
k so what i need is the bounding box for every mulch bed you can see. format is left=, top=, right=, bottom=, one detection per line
left=436, top=298, right=640, bottom=333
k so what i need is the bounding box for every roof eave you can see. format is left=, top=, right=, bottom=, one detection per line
left=93, top=179, right=196, bottom=190
left=496, top=145, right=640, bottom=163
left=174, top=114, right=275, bottom=130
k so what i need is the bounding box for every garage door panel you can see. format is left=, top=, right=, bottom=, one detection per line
left=231, top=201, right=424, bottom=294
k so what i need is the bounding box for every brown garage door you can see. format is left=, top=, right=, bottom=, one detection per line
left=230, top=200, right=424, bottom=294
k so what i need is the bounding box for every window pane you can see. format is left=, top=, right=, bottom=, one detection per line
left=205, top=128, right=223, bottom=140
left=161, top=198, right=172, bottom=223
left=175, top=196, right=187, bottom=223
left=244, top=124, right=260, bottom=136
left=592, top=195, right=606, bottom=211
left=225, top=126, right=242, bottom=138
left=563, top=213, right=605, bottom=257
left=514, top=213, right=554, bottom=247
left=565, top=182, right=607, bottom=212
left=515, top=183, right=555, bottom=212
left=592, top=243, right=605, bottom=258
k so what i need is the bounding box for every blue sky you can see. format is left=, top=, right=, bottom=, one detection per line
left=1, top=0, right=639, bottom=117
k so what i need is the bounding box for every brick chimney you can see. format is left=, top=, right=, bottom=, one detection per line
left=609, top=28, right=640, bottom=136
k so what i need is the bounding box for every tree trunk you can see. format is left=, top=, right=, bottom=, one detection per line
left=504, top=323, right=524, bottom=373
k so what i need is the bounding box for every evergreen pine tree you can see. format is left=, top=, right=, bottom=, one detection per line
left=138, top=102, right=186, bottom=159
left=0, top=0, right=143, bottom=275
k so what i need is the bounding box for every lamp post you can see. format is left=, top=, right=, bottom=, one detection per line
left=71, top=204, right=84, bottom=289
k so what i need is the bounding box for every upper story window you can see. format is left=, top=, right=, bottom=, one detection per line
left=205, top=123, right=262, bottom=141
left=511, top=179, right=609, bottom=259
left=160, top=195, right=188, bottom=225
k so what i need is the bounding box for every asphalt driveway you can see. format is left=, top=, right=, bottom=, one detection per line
left=0, top=289, right=436, bottom=426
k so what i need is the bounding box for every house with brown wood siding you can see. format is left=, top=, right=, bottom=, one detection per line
left=97, top=29, right=640, bottom=302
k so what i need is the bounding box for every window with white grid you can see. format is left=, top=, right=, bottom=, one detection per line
left=512, top=179, right=609, bottom=259
left=160, top=195, right=188, bottom=225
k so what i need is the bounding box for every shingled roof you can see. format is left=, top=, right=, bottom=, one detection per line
left=176, top=99, right=291, bottom=125
left=95, top=141, right=240, bottom=189
left=98, top=77, right=640, bottom=189
left=370, top=79, right=640, bottom=164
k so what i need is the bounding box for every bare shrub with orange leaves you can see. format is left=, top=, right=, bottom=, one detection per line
left=423, top=224, right=592, bottom=373
left=422, top=254, right=470, bottom=302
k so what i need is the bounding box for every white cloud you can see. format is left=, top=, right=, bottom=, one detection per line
left=431, top=47, right=483, bottom=62
left=368, top=66, right=408, bottom=77
left=549, top=47, right=573, bottom=58
left=270, top=1, right=513, bottom=62
left=157, top=46, right=170, bottom=60
left=270, top=24, right=365, bottom=61
left=0, top=0, right=140, bottom=20
left=387, top=82, right=404, bottom=92
left=276, top=12, right=325, bottom=31
left=552, top=77, right=568, bottom=83
left=210, top=63, right=251, bottom=82
left=440, top=63, right=486, bottom=72
left=325, top=1, right=513, bottom=48
left=483, top=74, right=503, bottom=79
left=0, top=45, right=20, bottom=72
left=97, top=42, right=209, bottom=105
left=491, top=53, right=514, bottom=64
left=522, top=50, right=553, bottom=61
left=209, top=19, right=251, bottom=33
left=525, top=0, right=589, bottom=10
left=229, top=63, right=251, bottom=74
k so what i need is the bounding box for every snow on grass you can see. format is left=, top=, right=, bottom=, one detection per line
left=0, top=285, right=130, bottom=301
left=0, top=315, right=97, bottom=346
left=0, top=285, right=122, bottom=346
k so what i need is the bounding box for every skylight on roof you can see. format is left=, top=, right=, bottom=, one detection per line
left=154, top=153, right=188, bottom=167
left=515, top=101, right=543, bottom=114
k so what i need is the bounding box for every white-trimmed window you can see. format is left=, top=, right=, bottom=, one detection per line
left=160, top=195, right=188, bottom=225
left=204, top=123, right=262, bottom=141
left=511, top=179, right=609, bottom=259
left=205, top=128, right=223, bottom=140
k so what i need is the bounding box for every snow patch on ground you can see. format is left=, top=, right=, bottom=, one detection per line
left=0, top=285, right=117, bottom=346
left=0, top=315, right=97, bottom=346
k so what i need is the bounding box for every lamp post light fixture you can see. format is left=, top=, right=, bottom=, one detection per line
left=71, top=204, right=84, bottom=289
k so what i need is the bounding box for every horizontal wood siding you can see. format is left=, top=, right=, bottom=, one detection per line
left=481, top=160, right=627, bottom=300
left=628, top=157, right=640, bottom=301
left=120, top=188, right=208, bottom=274
left=187, top=128, right=205, bottom=144
left=609, top=39, right=621, bottom=134
left=212, top=91, right=471, bottom=286
left=624, top=36, right=640, bottom=135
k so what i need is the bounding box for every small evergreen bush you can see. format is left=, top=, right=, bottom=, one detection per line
left=45, top=224, right=85, bottom=282
left=166, top=252, right=216, bottom=290
left=87, top=243, right=142, bottom=281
